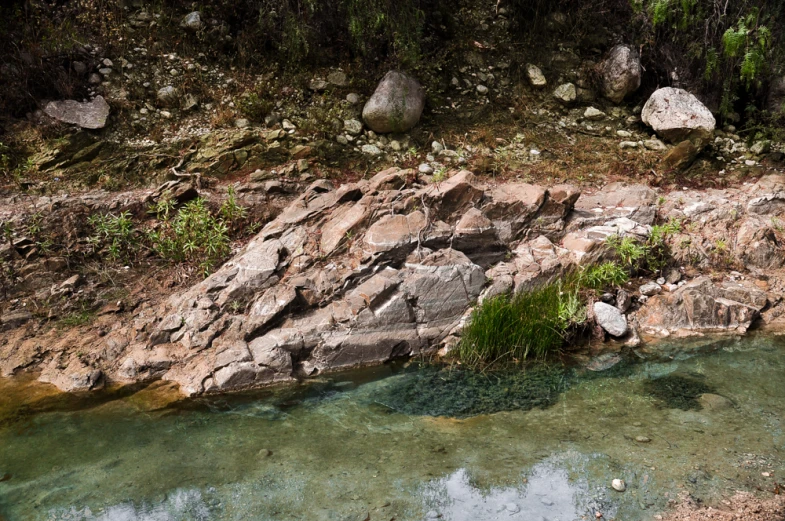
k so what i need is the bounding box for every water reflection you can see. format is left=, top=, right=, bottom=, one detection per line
left=421, top=460, right=584, bottom=521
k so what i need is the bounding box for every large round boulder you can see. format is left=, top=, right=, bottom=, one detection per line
left=641, top=87, right=716, bottom=144
left=601, top=44, right=642, bottom=103
left=362, top=71, right=425, bottom=134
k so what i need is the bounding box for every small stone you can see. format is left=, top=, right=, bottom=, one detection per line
left=611, top=479, right=626, bottom=492
left=504, top=503, right=520, bottom=513
left=616, top=289, right=632, bottom=313
left=102, top=58, right=113, bottom=67
left=432, top=141, right=444, bottom=153
left=282, top=119, right=296, bottom=131
left=644, top=138, right=667, bottom=151
left=327, top=70, right=347, bottom=86
left=361, top=144, right=382, bottom=156
left=584, top=107, right=605, bottom=120
left=553, top=83, right=577, bottom=104
left=656, top=277, right=666, bottom=285
left=336, top=135, right=349, bottom=145
left=593, top=302, right=628, bottom=337
left=181, top=11, right=203, bottom=30
left=235, top=118, right=250, bottom=128
left=619, top=141, right=639, bottom=149
left=476, top=85, right=488, bottom=94
left=750, top=140, right=771, bottom=155
left=526, top=64, right=547, bottom=88
left=157, top=85, right=178, bottom=105
left=346, top=93, right=361, bottom=104
left=617, top=130, right=633, bottom=138
left=344, top=119, right=363, bottom=135
left=418, top=163, right=434, bottom=174
left=309, top=78, right=328, bottom=91
left=98, top=67, right=112, bottom=75
left=639, top=282, right=662, bottom=296
left=635, top=436, right=651, bottom=443
left=745, top=159, right=756, bottom=166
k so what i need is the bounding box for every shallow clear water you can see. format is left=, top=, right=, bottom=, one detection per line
left=1, top=335, right=784, bottom=521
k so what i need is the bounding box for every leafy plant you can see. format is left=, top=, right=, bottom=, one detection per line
left=148, top=198, right=231, bottom=277
left=88, top=211, right=138, bottom=262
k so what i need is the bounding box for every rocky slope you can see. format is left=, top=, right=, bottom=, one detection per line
left=3, top=164, right=785, bottom=395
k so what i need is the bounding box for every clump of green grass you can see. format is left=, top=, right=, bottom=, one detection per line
left=458, top=262, right=630, bottom=367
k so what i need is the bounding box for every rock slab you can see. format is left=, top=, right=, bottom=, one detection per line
left=44, top=96, right=110, bottom=129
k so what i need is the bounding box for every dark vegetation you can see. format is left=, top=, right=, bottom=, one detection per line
left=642, top=374, right=715, bottom=410
left=374, top=363, right=569, bottom=418
left=0, top=0, right=782, bottom=122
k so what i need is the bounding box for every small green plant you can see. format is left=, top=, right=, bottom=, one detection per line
left=605, top=235, right=646, bottom=267
left=88, top=211, right=137, bottom=262
left=722, top=11, right=771, bottom=88
left=606, top=219, right=681, bottom=274
left=219, top=186, right=248, bottom=229
left=578, top=262, right=629, bottom=290
left=148, top=198, right=231, bottom=277
left=432, top=167, right=447, bottom=183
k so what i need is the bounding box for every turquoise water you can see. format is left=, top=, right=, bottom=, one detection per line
left=1, top=335, right=784, bottom=520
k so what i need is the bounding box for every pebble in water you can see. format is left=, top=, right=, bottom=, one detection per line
left=612, top=479, right=626, bottom=492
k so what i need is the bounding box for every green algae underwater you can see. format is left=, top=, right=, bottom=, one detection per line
left=0, top=334, right=783, bottom=520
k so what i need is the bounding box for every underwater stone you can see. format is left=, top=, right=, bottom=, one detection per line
left=611, top=479, right=626, bottom=492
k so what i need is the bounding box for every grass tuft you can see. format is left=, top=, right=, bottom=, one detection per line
left=457, top=262, right=630, bottom=367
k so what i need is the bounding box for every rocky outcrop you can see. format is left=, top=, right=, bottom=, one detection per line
left=601, top=44, right=641, bottom=104
left=3, top=166, right=785, bottom=396
left=642, top=87, right=716, bottom=144
left=362, top=71, right=425, bottom=133
left=44, top=96, right=110, bottom=129
left=636, top=277, right=768, bottom=336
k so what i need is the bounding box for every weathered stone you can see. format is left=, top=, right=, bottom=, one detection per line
left=320, top=200, right=370, bottom=255
left=181, top=11, right=203, bottom=30
left=344, top=119, right=363, bottom=135
left=553, top=83, right=577, bottom=104
left=637, top=277, right=767, bottom=334
left=362, top=71, right=425, bottom=133
left=423, top=170, right=484, bottom=219
left=734, top=217, right=784, bottom=269
left=584, top=107, right=606, bottom=120
left=698, top=393, right=733, bottom=410
left=661, top=140, right=701, bottom=171
left=747, top=192, right=785, bottom=216
left=44, top=96, right=110, bottom=129
left=601, top=45, right=641, bottom=104
left=0, top=310, right=32, bottom=328
left=526, top=64, right=547, bottom=88
left=593, top=302, right=628, bottom=337
left=327, top=70, right=348, bottom=86
left=364, top=211, right=427, bottom=256
left=616, top=289, right=632, bottom=313
left=641, top=87, right=716, bottom=144
left=639, top=282, right=662, bottom=296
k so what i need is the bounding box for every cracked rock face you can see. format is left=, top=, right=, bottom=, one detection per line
left=9, top=166, right=785, bottom=396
